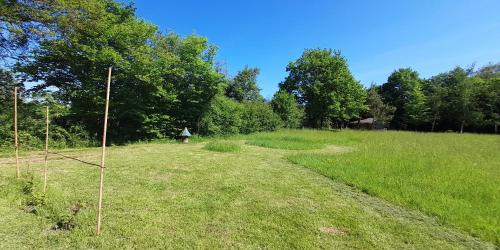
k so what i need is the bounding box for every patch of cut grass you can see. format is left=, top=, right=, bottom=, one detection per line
left=287, top=130, right=500, bottom=244
left=204, top=141, right=241, bottom=152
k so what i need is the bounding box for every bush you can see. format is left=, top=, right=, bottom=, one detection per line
left=199, top=96, right=242, bottom=136
left=200, top=96, right=282, bottom=136
left=271, top=90, right=304, bottom=128
left=240, top=101, right=282, bottom=134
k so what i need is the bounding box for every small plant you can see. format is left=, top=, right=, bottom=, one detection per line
left=18, top=173, right=46, bottom=214
left=51, top=202, right=85, bottom=231
left=52, top=213, right=76, bottom=231
left=20, top=173, right=35, bottom=195
left=23, top=192, right=46, bottom=214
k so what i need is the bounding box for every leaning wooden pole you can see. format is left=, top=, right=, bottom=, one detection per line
left=14, top=87, right=19, bottom=178
left=96, top=67, right=112, bottom=236
left=43, top=106, right=49, bottom=193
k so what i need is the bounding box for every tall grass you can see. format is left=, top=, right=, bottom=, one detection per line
left=204, top=141, right=241, bottom=152
left=244, top=129, right=361, bottom=150
left=280, top=130, right=500, bottom=243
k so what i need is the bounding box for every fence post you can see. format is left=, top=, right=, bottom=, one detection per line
left=14, top=87, right=19, bottom=178
left=43, top=106, right=49, bottom=193
left=96, top=67, right=112, bottom=235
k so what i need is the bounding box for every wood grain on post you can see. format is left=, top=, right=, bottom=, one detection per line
left=14, top=87, right=19, bottom=178
left=43, top=106, right=49, bottom=193
left=97, top=67, right=112, bottom=235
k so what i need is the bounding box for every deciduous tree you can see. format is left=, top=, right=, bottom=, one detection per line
left=279, top=49, right=366, bottom=128
left=225, top=66, right=263, bottom=102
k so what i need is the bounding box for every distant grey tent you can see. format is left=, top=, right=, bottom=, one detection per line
left=179, top=127, right=191, bottom=143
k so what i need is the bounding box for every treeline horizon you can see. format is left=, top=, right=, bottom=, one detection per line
left=1, top=0, right=499, bottom=148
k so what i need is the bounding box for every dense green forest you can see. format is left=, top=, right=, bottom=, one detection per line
left=1, top=0, right=499, bottom=147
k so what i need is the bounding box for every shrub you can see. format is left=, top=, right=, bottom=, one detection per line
left=271, top=90, right=304, bottom=128
left=240, top=101, right=282, bottom=134
left=199, top=96, right=242, bottom=136
left=200, top=96, right=282, bottom=136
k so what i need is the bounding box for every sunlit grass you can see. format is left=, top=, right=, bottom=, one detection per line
left=204, top=141, right=241, bottom=152
left=283, top=130, right=500, bottom=244
left=243, top=129, right=360, bottom=150
left=0, top=130, right=497, bottom=248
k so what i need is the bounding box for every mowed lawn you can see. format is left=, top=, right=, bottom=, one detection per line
left=0, top=130, right=497, bottom=249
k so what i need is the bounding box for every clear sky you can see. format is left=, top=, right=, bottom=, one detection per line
left=133, top=0, right=500, bottom=99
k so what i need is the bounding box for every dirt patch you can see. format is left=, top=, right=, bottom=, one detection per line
left=319, top=226, right=350, bottom=236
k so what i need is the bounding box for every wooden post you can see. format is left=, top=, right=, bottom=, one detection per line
left=14, top=87, right=19, bottom=178
left=96, top=67, right=112, bottom=235
left=43, top=106, right=49, bottom=193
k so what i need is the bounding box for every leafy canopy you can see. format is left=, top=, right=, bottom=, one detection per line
left=279, top=48, right=366, bottom=128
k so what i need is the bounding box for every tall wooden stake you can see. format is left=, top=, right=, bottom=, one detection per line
left=14, top=87, right=19, bottom=178
left=96, top=67, right=112, bottom=236
left=43, top=106, right=49, bottom=193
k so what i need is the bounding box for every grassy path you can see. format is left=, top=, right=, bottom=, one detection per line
left=0, top=140, right=495, bottom=249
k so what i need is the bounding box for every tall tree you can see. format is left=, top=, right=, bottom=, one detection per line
left=279, top=49, right=366, bottom=128
left=424, top=80, right=446, bottom=132
left=17, top=0, right=225, bottom=141
left=365, top=86, right=395, bottom=128
left=443, top=67, right=483, bottom=133
left=225, top=66, right=262, bottom=102
left=380, top=68, right=426, bottom=129
left=476, top=77, right=500, bottom=133
left=156, top=34, right=226, bottom=134
left=271, top=90, right=304, bottom=128
left=0, top=0, right=56, bottom=61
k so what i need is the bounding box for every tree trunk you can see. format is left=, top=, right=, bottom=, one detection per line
left=495, top=123, right=498, bottom=134
left=460, top=120, right=465, bottom=134
left=431, top=115, right=437, bottom=132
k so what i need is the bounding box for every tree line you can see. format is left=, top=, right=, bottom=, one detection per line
left=373, top=65, right=500, bottom=133
left=0, top=0, right=498, bottom=148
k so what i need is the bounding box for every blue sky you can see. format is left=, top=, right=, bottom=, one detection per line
left=133, top=0, right=500, bottom=99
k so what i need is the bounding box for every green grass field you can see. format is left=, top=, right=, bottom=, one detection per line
left=0, top=130, right=498, bottom=248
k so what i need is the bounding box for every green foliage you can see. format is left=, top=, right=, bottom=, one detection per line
left=423, top=66, right=491, bottom=133
left=478, top=76, right=500, bottom=133
left=13, top=1, right=226, bottom=142
left=280, top=49, right=366, bottom=128
left=365, top=86, right=395, bottom=127
left=200, top=96, right=281, bottom=136
left=203, top=141, right=241, bottom=152
left=380, top=68, right=427, bottom=129
left=158, top=34, right=226, bottom=134
left=0, top=69, right=94, bottom=149
left=225, top=66, right=263, bottom=102
left=271, top=90, right=304, bottom=128
left=376, top=65, right=499, bottom=133
left=2, top=0, right=500, bottom=147
left=0, top=0, right=56, bottom=61
left=240, top=101, right=282, bottom=134
left=199, top=96, right=242, bottom=136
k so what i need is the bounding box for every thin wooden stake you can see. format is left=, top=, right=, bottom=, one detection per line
left=43, top=106, right=49, bottom=193
left=96, top=67, right=112, bottom=236
left=14, top=87, right=19, bottom=178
